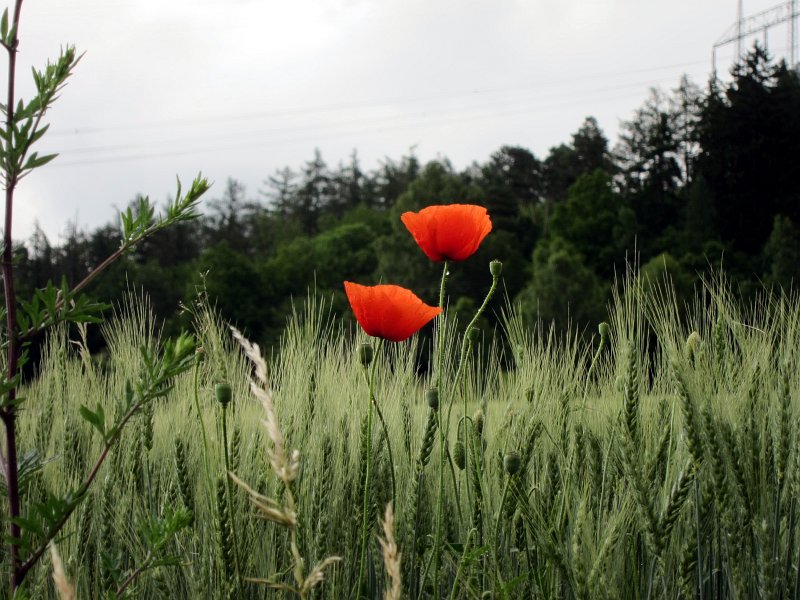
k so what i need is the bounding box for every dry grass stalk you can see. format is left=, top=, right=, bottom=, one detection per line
left=49, top=542, right=76, bottom=600
left=230, top=326, right=341, bottom=598
left=228, top=472, right=297, bottom=528
left=231, top=326, right=300, bottom=484
left=379, top=502, right=402, bottom=600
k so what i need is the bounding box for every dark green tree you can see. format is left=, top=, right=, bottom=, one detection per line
left=327, top=150, right=366, bottom=219
left=542, top=117, right=614, bottom=232
left=615, top=88, right=685, bottom=253
left=294, top=148, right=332, bottom=234
left=515, top=235, right=606, bottom=330
left=696, top=46, right=800, bottom=254
left=371, top=151, right=420, bottom=209
left=204, top=178, right=252, bottom=253
left=548, top=170, right=632, bottom=279
left=194, top=242, right=266, bottom=339
left=763, top=215, right=800, bottom=290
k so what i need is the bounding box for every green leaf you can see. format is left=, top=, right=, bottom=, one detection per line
left=22, top=151, right=57, bottom=171
left=65, top=294, right=109, bottom=324
left=28, top=123, right=49, bottom=145
left=79, top=403, right=106, bottom=439
left=1, top=9, right=8, bottom=42
left=0, top=373, right=23, bottom=409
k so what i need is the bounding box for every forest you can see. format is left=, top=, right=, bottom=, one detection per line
left=10, top=46, right=800, bottom=349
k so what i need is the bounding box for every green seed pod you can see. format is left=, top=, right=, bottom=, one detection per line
left=598, top=322, right=610, bottom=342
left=490, top=259, right=503, bottom=278
left=358, top=343, right=374, bottom=367
left=195, top=346, right=206, bottom=364
left=425, top=387, right=439, bottom=411
left=473, top=409, right=485, bottom=438
left=453, top=441, right=466, bottom=470
left=215, top=382, right=233, bottom=407
left=504, top=451, right=521, bottom=476
left=467, top=327, right=480, bottom=343
left=685, top=331, right=702, bottom=363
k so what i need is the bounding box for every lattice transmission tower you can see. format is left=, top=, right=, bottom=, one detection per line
left=712, top=0, right=799, bottom=74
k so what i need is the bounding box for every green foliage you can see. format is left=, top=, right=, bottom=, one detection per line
left=517, top=235, right=606, bottom=329
left=543, top=116, right=613, bottom=206
left=763, top=214, right=800, bottom=290
left=640, top=252, right=695, bottom=309
left=0, top=45, right=80, bottom=181
left=548, top=169, right=631, bottom=278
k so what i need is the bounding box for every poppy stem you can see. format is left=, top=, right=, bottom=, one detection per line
left=355, top=338, right=383, bottom=599
left=432, top=261, right=448, bottom=599
left=372, top=390, right=397, bottom=509
left=446, top=266, right=501, bottom=453
left=192, top=358, right=214, bottom=511
left=436, top=260, right=449, bottom=392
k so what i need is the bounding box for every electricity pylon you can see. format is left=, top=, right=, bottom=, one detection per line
left=712, top=0, right=799, bottom=74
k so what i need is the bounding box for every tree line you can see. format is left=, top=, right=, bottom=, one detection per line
left=11, top=47, right=800, bottom=350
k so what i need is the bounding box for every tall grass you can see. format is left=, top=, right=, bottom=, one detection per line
left=10, top=276, right=800, bottom=599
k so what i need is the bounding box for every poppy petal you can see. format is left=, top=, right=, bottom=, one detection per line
left=401, top=204, right=492, bottom=262
left=344, top=281, right=442, bottom=342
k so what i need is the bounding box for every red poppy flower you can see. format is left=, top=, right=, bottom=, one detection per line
left=344, top=281, right=442, bottom=342
left=401, top=204, right=492, bottom=262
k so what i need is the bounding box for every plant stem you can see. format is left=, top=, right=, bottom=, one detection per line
left=432, top=261, right=448, bottom=600
left=491, top=476, right=512, bottom=586
left=1, top=1, right=25, bottom=589
left=372, top=395, right=397, bottom=509
left=115, top=550, right=152, bottom=597
left=582, top=334, right=606, bottom=409
left=359, top=365, right=397, bottom=512
left=192, top=360, right=213, bottom=501
left=436, top=261, right=449, bottom=392
left=221, top=403, right=243, bottom=598
left=448, top=527, right=475, bottom=600
left=355, top=338, right=382, bottom=599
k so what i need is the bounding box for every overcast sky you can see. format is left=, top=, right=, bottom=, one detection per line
left=3, top=0, right=795, bottom=242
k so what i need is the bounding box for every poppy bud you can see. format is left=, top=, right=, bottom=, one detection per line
left=215, top=382, right=232, bottom=407
left=504, top=451, right=521, bottom=476
left=195, top=346, right=206, bottom=364
left=473, top=409, right=484, bottom=438
left=598, top=322, right=610, bottom=342
left=467, top=327, right=480, bottom=343
left=425, top=388, right=439, bottom=411
left=358, top=343, right=374, bottom=367
left=490, top=260, right=503, bottom=278
left=453, top=441, right=466, bottom=470
left=685, top=331, right=702, bottom=363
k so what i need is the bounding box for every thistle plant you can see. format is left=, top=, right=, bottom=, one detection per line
left=0, top=2, right=208, bottom=591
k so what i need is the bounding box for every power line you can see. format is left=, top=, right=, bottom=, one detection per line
left=50, top=85, right=687, bottom=168
left=48, top=58, right=710, bottom=139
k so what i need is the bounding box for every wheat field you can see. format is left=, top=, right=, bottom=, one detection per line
left=6, top=275, right=799, bottom=599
